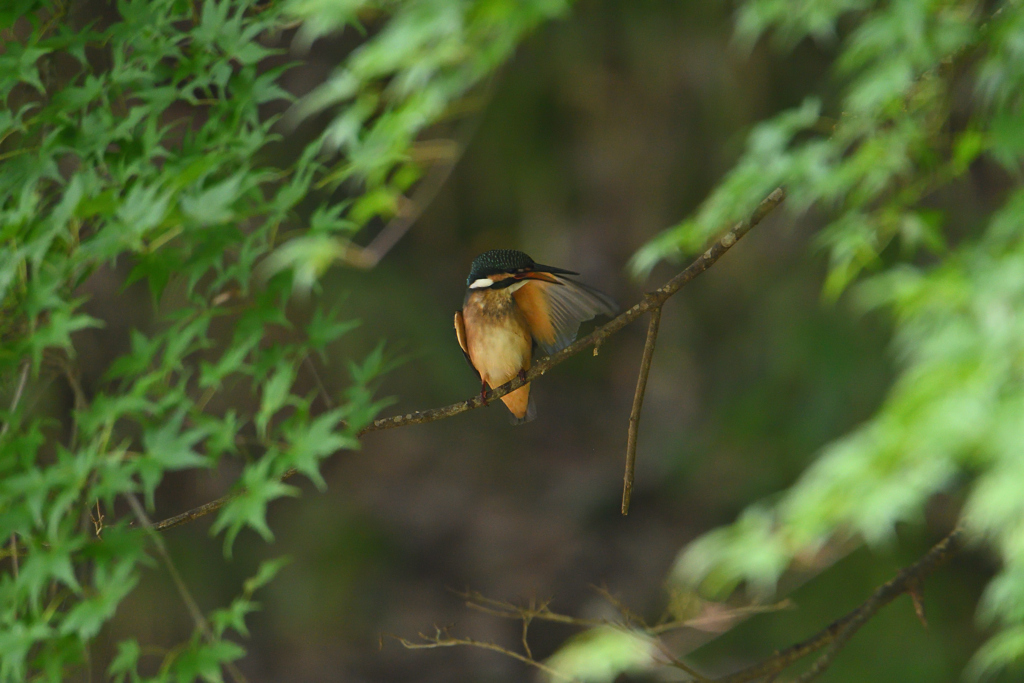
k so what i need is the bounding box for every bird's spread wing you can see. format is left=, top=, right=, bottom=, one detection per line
left=514, top=275, right=617, bottom=356
left=454, top=310, right=479, bottom=377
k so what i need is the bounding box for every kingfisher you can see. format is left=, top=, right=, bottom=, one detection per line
left=454, top=249, right=617, bottom=424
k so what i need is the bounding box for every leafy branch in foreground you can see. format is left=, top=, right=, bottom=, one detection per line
left=629, top=0, right=1024, bottom=677
left=0, top=0, right=568, bottom=680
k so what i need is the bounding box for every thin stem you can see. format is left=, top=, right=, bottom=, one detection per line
left=622, top=305, right=662, bottom=515
left=3, top=360, right=29, bottom=581
left=125, top=493, right=249, bottom=683
left=390, top=631, right=581, bottom=683
left=304, top=356, right=334, bottom=410
left=1, top=360, right=30, bottom=439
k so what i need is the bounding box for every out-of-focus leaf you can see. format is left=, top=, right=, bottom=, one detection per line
left=544, top=627, right=657, bottom=683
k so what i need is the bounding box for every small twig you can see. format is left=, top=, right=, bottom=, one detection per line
left=1, top=360, right=30, bottom=439
left=125, top=495, right=210, bottom=634
left=3, top=360, right=30, bottom=581
left=10, top=533, right=17, bottom=578
left=60, top=356, right=88, bottom=450
left=622, top=304, right=662, bottom=515
left=645, top=600, right=794, bottom=636
left=151, top=187, right=787, bottom=533
left=907, top=578, right=927, bottom=628
left=653, top=639, right=709, bottom=681
left=154, top=495, right=238, bottom=532
left=714, top=527, right=964, bottom=683
left=458, top=590, right=607, bottom=629
left=521, top=608, right=533, bottom=660
left=592, top=584, right=646, bottom=628
left=125, top=493, right=248, bottom=683
left=388, top=629, right=580, bottom=682
left=303, top=356, right=334, bottom=410
left=407, top=589, right=791, bottom=682
left=458, top=589, right=791, bottom=638
left=91, top=500, right=105, bottom=538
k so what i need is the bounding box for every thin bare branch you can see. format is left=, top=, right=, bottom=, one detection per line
left=907, top=578, right=927, bottom=628
left=714, top=527, right=964, bottom=683
left=405, top=588, right=793, bottom=683
left=154, top=495, right=237, bottom=531
left=59, top=354, right=88, bottom=450
left=521, top=612, right=533, bottom=660
left=3, top=360, right=29, bottom=579
left=125, top=493, right=248, bottom=683
left=152, top=187, right=787, bottom=532
left=460, top=589, right=791, bottom=637
left=653, top=638, right=709, bottom=681
left=457, top=589, right=609, bottom=629
left=592, top=584, right=646, bottom=628
left=387, top=629, right=581, bottom=682
left=1, top=359, right=29, bottom=439
left=304, top=356, right=334, bottom=410
left=622, top=305, right=662, bottom=515
left=645, top=600, right=794, bottom=636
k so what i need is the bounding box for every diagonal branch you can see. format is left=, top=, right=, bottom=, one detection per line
left=362, top=187, right=787, bottom=434
left=621, top=305, right=662, bottom=515
left=713, top=526, right=964, bottom=683
left=152, top=187, right=787, bottom=532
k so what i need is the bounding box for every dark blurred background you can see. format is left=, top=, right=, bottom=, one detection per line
left=92, top=1, right=993, bottom=680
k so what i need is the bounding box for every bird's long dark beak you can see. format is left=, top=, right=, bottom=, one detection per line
left=530, top=263, right=579, bottom=276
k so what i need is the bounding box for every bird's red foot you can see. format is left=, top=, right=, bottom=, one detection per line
left=479, top=383, right=489, bottom=406
left=518, top=369, right=527, bottom=383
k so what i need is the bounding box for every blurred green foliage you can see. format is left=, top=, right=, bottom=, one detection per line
left=0, top=0, right=561, bottom=679
left=619, top=0, right=1024, bottom=679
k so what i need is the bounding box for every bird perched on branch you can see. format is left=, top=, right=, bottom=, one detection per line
left=454, top=249, right=617, bottom=423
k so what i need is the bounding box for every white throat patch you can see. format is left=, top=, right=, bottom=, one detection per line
left=469, top=278, right=494, bottom=289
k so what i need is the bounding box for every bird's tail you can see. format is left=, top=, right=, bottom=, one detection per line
left=503, top=384, right=536, bottom=425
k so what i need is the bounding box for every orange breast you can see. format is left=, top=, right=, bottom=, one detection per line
left=462, top=289, right=533, bottom=419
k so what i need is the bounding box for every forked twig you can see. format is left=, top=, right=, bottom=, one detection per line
left=395, top=529, right=961, bottom=683
left=386, top=627, right=581, bottom=682
left=399, top=586, right=792, bottom=682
